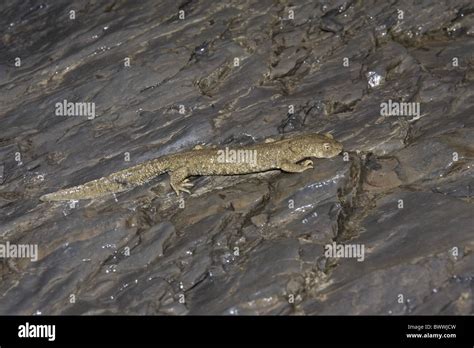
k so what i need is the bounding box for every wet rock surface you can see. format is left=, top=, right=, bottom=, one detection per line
left=0, top=0, right=473, bottom=314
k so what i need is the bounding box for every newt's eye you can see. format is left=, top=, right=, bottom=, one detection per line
left=323, top=143, right=331, bottom=150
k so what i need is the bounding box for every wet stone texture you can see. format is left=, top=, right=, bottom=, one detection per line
left=0, top=0, right=473, bottom=314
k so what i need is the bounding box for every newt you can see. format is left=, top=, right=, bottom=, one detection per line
left=40, top=133, right=343, bottom=201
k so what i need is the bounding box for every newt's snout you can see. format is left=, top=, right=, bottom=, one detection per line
left=333, top=141, right=344, bottom=156
left=320, top=140, right=343, bottom=158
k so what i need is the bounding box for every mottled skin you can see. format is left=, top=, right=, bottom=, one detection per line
left=40, top=133, right=343, bottom=201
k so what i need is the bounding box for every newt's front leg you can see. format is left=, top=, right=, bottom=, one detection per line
left=280, top=159, right=313, bottom=173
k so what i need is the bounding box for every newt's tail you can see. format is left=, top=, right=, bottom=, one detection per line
left=40, top=158, right=169, bottom=201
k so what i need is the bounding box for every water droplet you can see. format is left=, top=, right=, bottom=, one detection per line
left=366, top=71, right=383, bottom=88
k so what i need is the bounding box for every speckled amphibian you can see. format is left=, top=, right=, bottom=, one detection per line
left=40, top=133, right=343, bottom=201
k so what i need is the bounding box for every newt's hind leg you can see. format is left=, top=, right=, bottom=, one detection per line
left=169, top=167, right=193, bottom=195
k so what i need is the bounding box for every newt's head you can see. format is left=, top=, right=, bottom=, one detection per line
left=295, top=133, right=343, bottom=158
